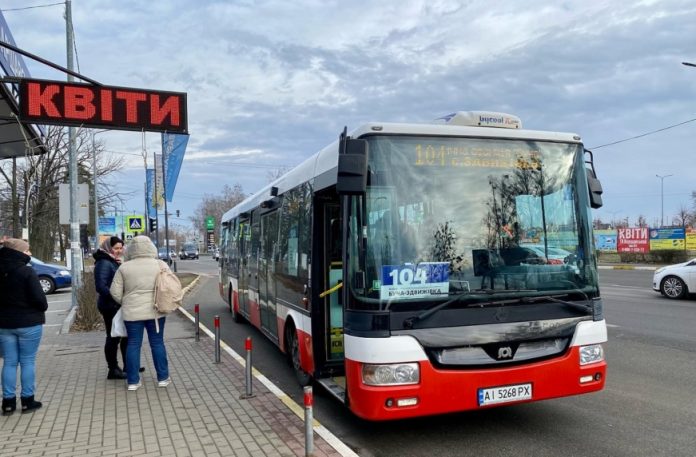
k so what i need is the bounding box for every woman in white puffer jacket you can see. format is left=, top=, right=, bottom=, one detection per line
left=110, top=235, right=171, bottom=391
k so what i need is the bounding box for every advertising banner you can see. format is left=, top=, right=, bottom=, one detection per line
left=594, top=229, right=617, bottom=252
left=162, top=133, right=189, bottom=202
left=98, top=217, right=116, bottom=235
left=649, top=227, right=685, bottom=250
left=617, top=227, right=649, bottom=253
left=153, top=154, right=165, bottom=210
left=686, top=228, right=696, bottom=250
left=146, top=168, right=156, bottom=216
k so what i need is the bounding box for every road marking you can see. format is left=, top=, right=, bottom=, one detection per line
left=605, top=284, right=645, bottom=290
left=46, top=309, right=67, bottom=314
left=48, top=299, right=72, bottom=304
left=606, top=324, right=620, bottom=328
left=177, top=306, right=359, bottom=457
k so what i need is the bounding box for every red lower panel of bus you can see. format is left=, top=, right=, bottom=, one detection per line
left=345, top=346, right=606, bottom=421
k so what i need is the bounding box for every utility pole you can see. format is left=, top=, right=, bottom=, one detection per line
left=66, top=0, right=82, bottom=303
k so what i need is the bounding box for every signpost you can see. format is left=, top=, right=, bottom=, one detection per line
left=206, top=216, right=215, bottom=251
left=126, top=215, right=145, bottom=235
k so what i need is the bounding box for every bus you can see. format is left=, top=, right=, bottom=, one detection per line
left=218, top=111, right=607, bottom=421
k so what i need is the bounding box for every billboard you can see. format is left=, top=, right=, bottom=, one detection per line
left=19, top=78, right=187, bottom=133
left=617, top=227, right=649, bottom=253
left=649, top=228, right=685, bottom=250
left=594, top=230, right=617, bottom=252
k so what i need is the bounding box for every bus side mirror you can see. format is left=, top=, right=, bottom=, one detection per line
left=586, top=168, right=603, bottom=209
left=337, top=139, right=368, bottom=195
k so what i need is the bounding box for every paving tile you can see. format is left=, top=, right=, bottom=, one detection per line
left=0, top=311, right=349, bottom=457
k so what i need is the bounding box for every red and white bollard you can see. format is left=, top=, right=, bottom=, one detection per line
left=240, top=337, right=255, bottom=399
left=194, top=304, right=200, bottom=342
left=304, top=386, right=314, bottom=457
left=214, top=315, right=221, bottom=364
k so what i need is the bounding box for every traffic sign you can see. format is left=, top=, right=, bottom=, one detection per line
left=126, top=215, right=145, bottom=233
left=205, top=216, right=215, bottom=230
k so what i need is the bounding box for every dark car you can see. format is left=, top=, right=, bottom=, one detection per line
left=29, top=257, right=72, bottom=294
left=179, top=243, right=199, bottom=260
left=158, top=247, right=174, bottom=265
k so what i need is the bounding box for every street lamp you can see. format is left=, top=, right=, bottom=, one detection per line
left=682, top=62, right=696, bottom=68
left=656, top=174, right=673, bottom=227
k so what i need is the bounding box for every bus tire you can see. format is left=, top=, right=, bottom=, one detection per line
left=229, top=288, right=243, bottom=323
left=285, top=322, right=312, bottom=387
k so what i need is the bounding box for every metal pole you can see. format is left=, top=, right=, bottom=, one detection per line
left=161, top=149, right=170, bottom=261
left=214, top=315, right=220, bottom=363
left=194, top=304, right=200, bottom=342
left=92, top=132, right=99, bottom=250
left=240, top=337, right=255, bottom=399
left=66, top=0, right=82, bottom=302
left=304, top=386, right=314, bottom=457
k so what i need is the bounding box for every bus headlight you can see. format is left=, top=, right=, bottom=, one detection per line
left=362, top=363, right=419, bottom=386
left=579, top=344, right=604, bottom=365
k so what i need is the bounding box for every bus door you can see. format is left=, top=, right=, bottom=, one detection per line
left=323, top=204, right=343, bottom=361
left=248, top=211, right=262, bottom=322
left=259, top=210, right=279, bottom=339
left=238, top=219, right=250, bottom=316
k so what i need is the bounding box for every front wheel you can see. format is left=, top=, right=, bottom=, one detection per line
left=286, top=324, right=312, bottom=387
left=661, top=276, right=687, bottom=299
left=39, top=276, right=55, bottom=294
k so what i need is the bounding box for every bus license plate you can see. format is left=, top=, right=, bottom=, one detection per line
left=478, top=383, right=532, bottom=406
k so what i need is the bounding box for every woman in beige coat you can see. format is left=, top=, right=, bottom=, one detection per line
left=110, top=236, right=171, bottom=391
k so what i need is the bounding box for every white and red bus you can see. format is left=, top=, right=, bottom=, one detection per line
left=218, top=111, right=607, bottom=421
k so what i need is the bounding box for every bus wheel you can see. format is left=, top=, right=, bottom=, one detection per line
left=229, top=289, right=243, bottom=323
left=286, top=324, right=311, bottom=387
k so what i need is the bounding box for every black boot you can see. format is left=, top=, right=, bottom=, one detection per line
left=107, top=367, right=127, bottom=379
left=2, top=397, right=16, bottom=416
left=20, top=395, right=42, bottom=413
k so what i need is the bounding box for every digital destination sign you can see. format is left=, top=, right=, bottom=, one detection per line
left=19, top=78, right=187, bottom=133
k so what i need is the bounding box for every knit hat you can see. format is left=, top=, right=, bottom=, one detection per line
left=3, top=238, right=30, bottom=253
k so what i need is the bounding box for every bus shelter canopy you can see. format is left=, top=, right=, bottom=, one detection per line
left=0, top=80, right=46, bottom=160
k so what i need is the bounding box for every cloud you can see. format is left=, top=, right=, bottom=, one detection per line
left=3, top=0, right=696, bottom=227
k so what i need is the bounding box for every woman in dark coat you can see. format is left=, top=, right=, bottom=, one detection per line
left=93, top=236, right=127, bottom=379
left=0, top=238, right=47, bottom=415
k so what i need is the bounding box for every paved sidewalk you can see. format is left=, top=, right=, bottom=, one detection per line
left=0, top=312, right=345, bottom=457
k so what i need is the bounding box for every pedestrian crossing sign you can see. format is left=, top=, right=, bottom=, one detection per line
left=126, top=215, right=145, bottom=234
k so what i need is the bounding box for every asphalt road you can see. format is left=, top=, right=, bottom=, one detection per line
left=181, top=261, right=696, bottom=457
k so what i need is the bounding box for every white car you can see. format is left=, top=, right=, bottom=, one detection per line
left=652, top=259, right=696, bottom=299
left=522, top=245, right=573, bottom=265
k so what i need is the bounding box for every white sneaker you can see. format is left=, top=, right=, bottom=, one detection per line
left=127, top=381, right=142, bottom=391
left=157, top=378, right=171, bottom=388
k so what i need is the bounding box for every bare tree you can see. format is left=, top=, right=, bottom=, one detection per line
left=0, top=126, right=127, bottom=260
left=190, top=184, right=246, bottom=242
left=636, top=215, right=648, bottom=227
left=266, top=166, right=290, bottom=183
left=672, top=205, right=692, bottom=228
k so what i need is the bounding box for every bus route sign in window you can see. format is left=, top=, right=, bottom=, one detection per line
left=380, top=262, right=449, bottom=300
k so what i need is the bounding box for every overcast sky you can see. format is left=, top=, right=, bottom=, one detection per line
left=4, top=0, right=696, bottom=230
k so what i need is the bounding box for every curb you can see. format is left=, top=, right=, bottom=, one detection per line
left=59, top=305, right=78, bottom=334
left=598, top=265, right=657, bottom=271
left=177, top=299, right=359, bottom=457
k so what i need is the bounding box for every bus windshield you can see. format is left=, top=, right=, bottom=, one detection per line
left=348, top=135, right=598, bottom=309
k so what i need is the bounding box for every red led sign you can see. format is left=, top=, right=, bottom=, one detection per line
left=19, top=78, right=187, bottom=133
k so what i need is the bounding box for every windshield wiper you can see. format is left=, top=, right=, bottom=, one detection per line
left=402, top=289, right=536, bottom=329
left=402, top=289, right=593, bottom=329
left=519, top=293, right=593, bottom=314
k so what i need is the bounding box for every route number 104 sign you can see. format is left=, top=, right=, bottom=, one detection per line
left=380, top=262, right=450, bottom=300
